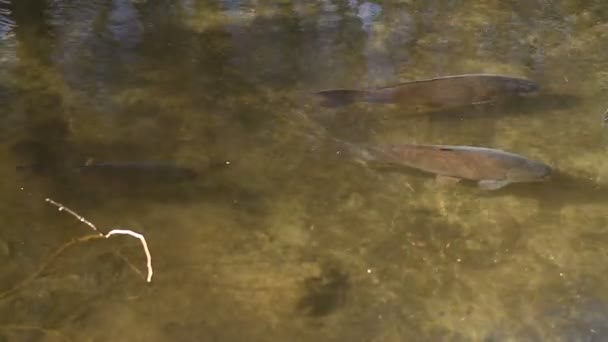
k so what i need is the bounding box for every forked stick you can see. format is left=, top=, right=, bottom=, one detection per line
left=44, top=198, right=154, bottom=282
left=0, top=198, right=154, bottom=301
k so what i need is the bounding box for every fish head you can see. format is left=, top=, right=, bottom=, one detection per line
left=314, top=89, right=364, bottom=107
left=504, top=78, right=540, bottom=96
left=507, top=159, right=552, bottom=183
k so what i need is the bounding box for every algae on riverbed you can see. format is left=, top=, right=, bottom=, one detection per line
left=1, top=1, right=608, bottom=341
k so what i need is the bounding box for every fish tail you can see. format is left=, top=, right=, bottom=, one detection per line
left=314, top=89, right=371, bottom=107
left=328, top=137, right=383, bottom=165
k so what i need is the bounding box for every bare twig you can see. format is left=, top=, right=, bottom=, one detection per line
left=44, top=198, right=154, bottom=282
left=0, top=199, right=154, bottom=301
left=106, top=229, right=153, bottom=282
left=45, top=198, right=99, bottom=232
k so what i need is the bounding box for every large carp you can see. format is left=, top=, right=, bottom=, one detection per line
left=354, top=143, right=552, bottom=190
left=315, top=74, right=540, bottom=112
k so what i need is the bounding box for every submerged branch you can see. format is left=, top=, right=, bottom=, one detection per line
left=44, top=198, right=154, bottom=282
left=0, top=197, right=154, bottom=302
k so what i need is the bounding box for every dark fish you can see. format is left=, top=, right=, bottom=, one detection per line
left=315, top=74, right=540, bottom=112
left=17, top=160, right=200, bottom=183
left=354, top=143, right=552, bottom=190
left=76, top=161, right=198, bottom=182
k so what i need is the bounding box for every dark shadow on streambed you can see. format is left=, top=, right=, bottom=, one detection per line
left=314, top=93, right=581, bottom=123
left=297, top=267, right=350, bottom=318
left=423, top=93, right=582, bottom=122
left=479, top=171, right=608, bottom=207
left=307, top=93, right=582, bottom=144
left=368, top=162, right=608, bottom=207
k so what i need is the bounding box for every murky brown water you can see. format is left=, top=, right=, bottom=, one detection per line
left=1, top=1, right=608, bottom=341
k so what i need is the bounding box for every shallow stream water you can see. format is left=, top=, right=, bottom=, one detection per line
left=1, top=1, right=608, bottom=341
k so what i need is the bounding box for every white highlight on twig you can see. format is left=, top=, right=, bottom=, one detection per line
left=46, top=198, right=99, bottom=232
left=106, top=229, right=153, bottom=282
left=45, top=198, right=154, bottom=282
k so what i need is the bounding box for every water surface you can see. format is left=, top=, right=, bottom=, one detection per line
left=1, top=1, right=608, bottom=341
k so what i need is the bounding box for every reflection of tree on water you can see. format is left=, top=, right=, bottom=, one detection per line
left=8, top=0, right=216, bottom=199
left=9, top=0, right=73, bottom=185
left=0, top=0, right=13, bottom=39
left=2, top=2, right=89, bottom=340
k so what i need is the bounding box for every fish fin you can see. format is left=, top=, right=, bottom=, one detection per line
left=314, top=89, right=370, bottom=107
left=478, top=179, right=510, bottom=190
left=471, top=100, right=493, bottom=106
left=436, top=175, right=462, bottom=185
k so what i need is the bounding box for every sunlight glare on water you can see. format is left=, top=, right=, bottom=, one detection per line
left=1, top=1, right=608, bottom=341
